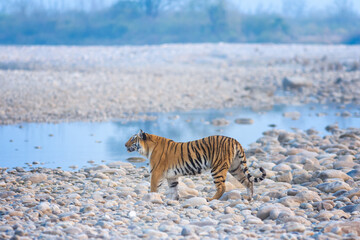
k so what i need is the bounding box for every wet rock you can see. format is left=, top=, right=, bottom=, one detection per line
left=22, top=173, right=47, bottom=183
left=36, top=202, right=51, bottom=214
left=178, top=181, right=199, bottom=198
left=325, top=123, right=340, bottom=133
left=306, top=128, right=319, bottom=135
left=316, top=169, right=352, bottom=181
left=182, top=178, right=196, bottom=188
left=143, top=229, right=168, bottom=238
left=167, top=213, right=180, bottom=224
left=234, top=118, right=254, bottom=124
left=93, top=172, right=109, bottom=179
left=314, top=211, right=335, bottom=221
left=263, top=144, right=286, bottom=154
left=316, top=181, right=352, bottom=193
left=257, top=203, right=294, bottom=220
left=181, top=226, right=194, bottom=236
left=278, top=133, right=296, bottom=143
left=313, top=200, right=335, bottom=211
left=244, top=216, right=263, bottom=224
left=118, top=188, right=137, bottom=198
left=104, top=200, right=118, bottom=208
left=0, top=191, right=14, bottom=199
left=198, top=205, right=213, bottom=212
left=58, top=212, right=80, bottom=221
left=224, top=206, right=235, bottom=214
left=282, top=76, right=312, bottom=90
left=158, top=222, right=175, bottom=232
left=295, top=190, right=321, bottom=202
left=259, top=162, right=276, bottom=170
left=220, top=190, right=242, bottom=201
left=277, top=196, right=302, bottom=208
left=9, top=211, right=24, bottom=217
left=343, top=188, right=360, bottom=199
left=273, top=171, right=292, bottom=183
left=219, top=213, right=244, bottom=223
left=142, top=193, right=163, bottom=204
left=0, top=225, right=13, bottom=232
left=283, top=111, right=301, bottom=120
left=333, top=161, right=356, bottom=170
left=126, top=157, right=146, bottom=163
left=272, top=163, right=292, bottom=171
left=211, top=118, right=230, bottom=126
left=341, top=204, right=360, bottom=213
left=292, top=172, right=312, bottom=184
left=323, top=220, right=360, bottom=236
left=63, top=227, right=83, bottom=235
left=300, top=203, right=313, bottom=210
left=347, top=169, right=360, bottom=180
left=284, top=222, right=306, bottom=232
left=191, top=218, right=218, bottom=227
left=128, top=211, right=137, bottom=218
left=106, top=161, right=134, bottom=169
left=263, top=190, right=287, bottom=200
left=338, top=155, right=355, bottom=162
left=182, top=197, right=208, bottom=208
left=283, top=155, right=321, bottom=171
left=341, top=111, right=352, bottom=117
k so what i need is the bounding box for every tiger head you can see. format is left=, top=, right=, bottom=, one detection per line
left=125, top=129, right=147, bottom=153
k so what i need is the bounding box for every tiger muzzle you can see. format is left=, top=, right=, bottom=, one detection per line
left=127, top=146, right=135, bottom=152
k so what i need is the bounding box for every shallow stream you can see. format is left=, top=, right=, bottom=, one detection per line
left=1, top=104, right=360, bottom=171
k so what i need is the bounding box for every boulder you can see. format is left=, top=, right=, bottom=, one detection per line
left=142, top=193, right=163, bottom=204
left=341, top=204, right=360, bottom=213
left=323, top=220, right=360, bottom=236
left=22, top=174, right=47, bottom=184
left=295, top=190, right=321, bottom=202
left=316, top=169, right=352, bottom=181
left=257, top=203, right=294, bottom=220
left=182, top=197, right=208, bottom=208
left=316, top=181, right=352, bottom=193
left=220, top=190, right=242, bottom=201
left=211, top=118, right=230, bottom=126
left=282, top=76, right=312, bottom=90
left=347, top=169, right=360, bottom=181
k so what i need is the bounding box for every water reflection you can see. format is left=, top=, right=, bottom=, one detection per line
left=0, top=104, right=359, bottom=170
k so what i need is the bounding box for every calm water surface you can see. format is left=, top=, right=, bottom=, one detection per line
left=1, top=104, right=359, bottom=170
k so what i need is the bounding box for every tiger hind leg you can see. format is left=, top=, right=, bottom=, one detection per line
left=229, top=159, right=255, bottom=200
left=207, top=167, right=228, bottom=201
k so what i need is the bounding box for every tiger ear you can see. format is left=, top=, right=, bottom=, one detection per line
left=138, top=129, right=146, bottom=140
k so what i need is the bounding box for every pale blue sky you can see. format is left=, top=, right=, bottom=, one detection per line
left=3, top=0, right=360, bottom=15
left=234, top=0, right=360, bottom=14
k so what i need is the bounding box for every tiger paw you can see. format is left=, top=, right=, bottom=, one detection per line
left=169, top=193, right=179, bottom=201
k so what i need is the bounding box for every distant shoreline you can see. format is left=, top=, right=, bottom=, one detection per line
left=1, top=43, right=360, bottom=125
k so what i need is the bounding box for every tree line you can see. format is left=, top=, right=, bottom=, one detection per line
left=0, top=0, right=359, bottom=45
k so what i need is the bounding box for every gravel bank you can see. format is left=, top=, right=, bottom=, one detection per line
left=1, top=44, right=360, bottom=124
left=1, top=125, right=360, bottom=239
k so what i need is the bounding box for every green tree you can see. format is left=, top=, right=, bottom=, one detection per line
left=208, top=0, right=227, bottom=35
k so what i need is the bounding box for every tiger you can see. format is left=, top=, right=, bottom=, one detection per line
left=125, top=129, right=266, bottom=201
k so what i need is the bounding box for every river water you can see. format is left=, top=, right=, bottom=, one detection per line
left=1, top=104, right=359, bottom=170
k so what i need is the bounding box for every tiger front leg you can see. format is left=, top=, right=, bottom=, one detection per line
left=150, top=170, right=163, bottom=192
left=167, top=177, right=179, bottom=200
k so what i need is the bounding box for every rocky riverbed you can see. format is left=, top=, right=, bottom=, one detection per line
left=1, top=125, right=360, bottom=239
left=1, top=44, right=360, bottom=239
left=0, top=44, right=360, bottom=124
